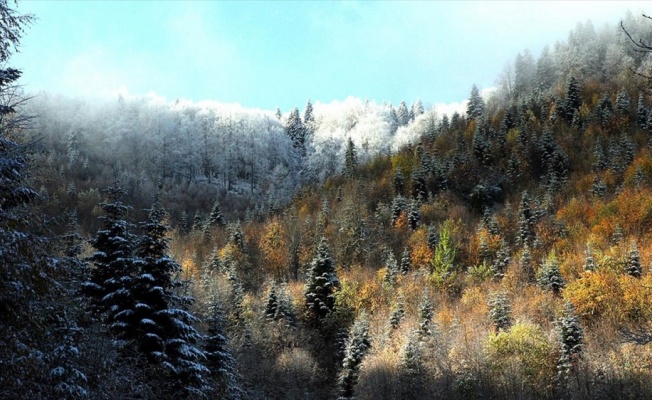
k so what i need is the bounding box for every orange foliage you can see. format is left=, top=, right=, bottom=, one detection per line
left=564, top=270, right=623, bottom=320
left=259, top=218, right=289, bottom=279
left=407, top=228, right=433, bottom=269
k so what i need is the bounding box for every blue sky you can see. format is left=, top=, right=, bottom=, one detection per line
left=12, top=1, right=647, bottom=111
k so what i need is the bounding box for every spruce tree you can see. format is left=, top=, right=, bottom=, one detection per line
left=263, top=281, right=279, bottom=321
left=637, top=93, right=649, bottom=129
left=492, top=238, right=510, bottom=280
left=625, top=242, right=642, bottom=278
left=205, top=294, right=243, bottom=400
left=616, top=88, right=631, bottom=115
left=516, top=191, right=535, bottom=248
left=393, top=170, right=405, bottom=196
left=400, top=247, right=412, bottom=275
left=305, top=237, right=339, bottom=321
left=209, top=199, right=226, bottom=226
left=563, top=76, right=582, bottom=122
left=383, top=250, right=399, bottom=288
left=286, top=107, right=305, bottom=150
left=418, top=294, right=435, bottom=339
left=396, top=101, right=410, bottom=126
left=388, top=299, right=405, bottom=331
left=538, top=252, right=565, bottom=296
left=582, top=245, right=596, bottom=272
left=134, top=200, right=211, bottom=396
left=407, top=200, right=421, bottom=231
left=338, top=314, right=372, bottom=400
left=83, top=181, right=137, bottom=330
left=556, top=302, right=584, bottom=389
left=467, top=84, right=485, bottom=119
left=488, top=291, right=512, bottom=332
left=344, top=137, right=358, bottom=179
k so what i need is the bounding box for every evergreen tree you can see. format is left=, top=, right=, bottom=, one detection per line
left=616, top=88, right=631, bottom=115
left=393, top=170, right=405, bottom=196
left=563, top=76, right=582, bottom=122
left=390, top=195, right=407, bottom=226
left=263, top=281, right=279, bottom=321
left=305, top=237, right=339, bottom=321
left=411, top=168, right=427, bottom=202
left=83, top=181, right=137, bottom=326
left=338, top=314, right=371, bottom=400
left=344, top=137, right=358, bottom=179
left=209, top=199, right=226, bottom=226
left=582, top=245, right=597, bottom=272
left=520, top=244, right=534, bottom=282
left=388, top=299, right=405, bottom=330
left=228, top=221, right=245, bottom=250
left=407, top=200, right=421, bottom=231
left=286, top=107, right=305, bottom=151
left=303, top=99, right=314, bottom=125
left=134, top=200, right=211, bottom=396
left=538, top=252, right=565, bottom=296
left=418, top=294, right=435, bottom=339
left=179, top=210, right=189, bottom=235
left=637, top=93, right=649, bottom=129
left=383, top=250, right=399, bottom=288
left=411, top=99, right=425, bottom=120
left=556, top=302, right=584, bottom=389
left=625, top=242, right=642, bottom=278
left=275, top=107, right=282, bottom=121
left=492, top=238, right=510, bottom=280
left=427, top=225, right=439, bottom=250
left=205, top=294, right=243, bottom=400
left=400, top=247, right=412, bottom=275
left=467, top=84, right=485, bottom=119
left=488, top=291, right=512, bottom=332
left=396, top=101, right=410, bottom=126
left=516, top=191, right=536, bottom=248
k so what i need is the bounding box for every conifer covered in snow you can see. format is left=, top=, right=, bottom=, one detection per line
left=305, top=237, right=339, bottom=322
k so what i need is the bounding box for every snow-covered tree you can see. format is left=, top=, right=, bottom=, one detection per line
left=467, top=84, right=485, bottom=119
left=305, top=237, right=339, bottom=322
left=338, top=314, right=371, bottom=400
left=488, top=291, right=512, bottom=332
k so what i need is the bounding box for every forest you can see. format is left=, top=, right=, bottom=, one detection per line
left=5, top=1, right=652, bottom=399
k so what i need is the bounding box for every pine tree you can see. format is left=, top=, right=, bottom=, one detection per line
left=427, top=225, right=439, bottom=250
left=411, top=168, right=427, bottom=202
left=488, top=291, right=512, bottom=332
left=411, top=99, right=425, bottom=120
left=305, top=237, right=339, bottom=322
left=467, top=84, right=485, bottom=119
left=390, top=195, right=407, bottom=226
left=625, top=242, right=642, bottom=278
left=338, top=314, right=372, bottom=400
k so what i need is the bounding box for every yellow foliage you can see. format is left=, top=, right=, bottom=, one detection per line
left=407, top=228, right=433, bottom=269
left=259, top=219, right=289, bottom=279
left=564, top=270, right=623, bottom=319
left=485, top=321, right=556, bottom=389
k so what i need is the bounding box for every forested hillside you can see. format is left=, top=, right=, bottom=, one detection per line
left=5, top=1, right=652, bottom=399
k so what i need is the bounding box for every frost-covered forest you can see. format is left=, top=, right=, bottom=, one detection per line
left=7, top=1, right=652, bottom=399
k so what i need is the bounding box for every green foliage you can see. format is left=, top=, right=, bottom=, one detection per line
left=430, top=220, right=459, bottom=292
